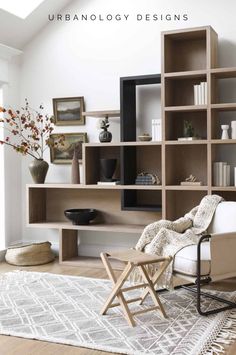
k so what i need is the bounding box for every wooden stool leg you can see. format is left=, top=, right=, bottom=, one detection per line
left=139, top=265, right=167, bottom=318
left=140, top=257, right=172, bottom=305
left=100, top=253, right=136, bottom=327
left=100, top=262, right=133, bottom=318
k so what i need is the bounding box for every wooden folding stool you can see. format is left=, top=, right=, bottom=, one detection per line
left=100, top=249, right=172, bottom=327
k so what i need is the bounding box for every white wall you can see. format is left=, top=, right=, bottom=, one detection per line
left=0, top=50, right=22, bottom=249
left=20, top=0, right=236, bottom=255
left=0, top=87, right=5, bottom=250
left=4, top=57, right=22, bottom=247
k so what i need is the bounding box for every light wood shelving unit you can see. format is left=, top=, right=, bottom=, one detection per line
left=27, top=26, right=236, bottom=268
left=162, top=25, right=236, bottom=219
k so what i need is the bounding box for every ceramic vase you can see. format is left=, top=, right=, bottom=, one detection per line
left=99, top=129, right=112, bottom=143
left=231, top=121, right=236, bottom=139
left=29, top=159, right=49, bottom=184
left=71, top=148, right=80, bottom=184
left=221, top=125, right=229, bottom=140
left=100, top=159, right=117, bottom=181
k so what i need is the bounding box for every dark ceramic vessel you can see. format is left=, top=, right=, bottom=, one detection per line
left=64, top=209, right=97, bottom=225
left=100, top=158, right=117, bottom=181
left=99, top=129, right=112, bottom=142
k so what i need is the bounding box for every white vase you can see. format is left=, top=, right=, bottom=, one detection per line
left=221, top=125, right=229, bottom=140
left=234, top=167, right=236, bottom=187
left=231, top=121, right=236, bottom=139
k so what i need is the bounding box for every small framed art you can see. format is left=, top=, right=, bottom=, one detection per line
left=50, top=132, right=87, bottom=164
left=53, top=97, right=85, bottom=125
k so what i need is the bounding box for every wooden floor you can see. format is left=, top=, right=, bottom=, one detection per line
left=0, top=259, right=235, bottom=355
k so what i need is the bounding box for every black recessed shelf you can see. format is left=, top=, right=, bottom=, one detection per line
left=120, top=74, right=162, bottom=211
left=122, top=205, right=162, bottom=212
left=120, top=74, right=161, bottom=142
left=121, top=189, right=162, bottom=212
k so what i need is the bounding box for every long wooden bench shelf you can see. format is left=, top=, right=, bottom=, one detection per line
left=27, top=184, right=156, bottom=269
left=27, top=222, right=145, bottom=234
left=27, top=183, right=162, bottom=190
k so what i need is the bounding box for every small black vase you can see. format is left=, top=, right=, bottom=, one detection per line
left=100, top=159, right=117, bottom=181
left=99, top=129, right=112, bottom=142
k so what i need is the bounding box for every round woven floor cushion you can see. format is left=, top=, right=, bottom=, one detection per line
left=5, top=242, right=55, bottom=266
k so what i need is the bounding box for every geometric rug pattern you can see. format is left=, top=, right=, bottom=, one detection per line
left=0, top=271, right=235, bottom=355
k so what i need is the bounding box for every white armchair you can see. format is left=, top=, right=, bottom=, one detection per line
left=173, top=201, right=236, bottom=315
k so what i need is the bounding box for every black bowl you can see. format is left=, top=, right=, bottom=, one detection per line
left=64, top=209, right=97, bottom=225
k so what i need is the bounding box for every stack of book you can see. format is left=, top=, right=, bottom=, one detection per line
left=135, top=175, right=154, bottom=185
left=194, top=82, right=207, bottom=105
left=213, top=162, right=230, bottom=186
left=152, top=119, right=162, bottom=141
left=97, top=181, right=120, bottom=185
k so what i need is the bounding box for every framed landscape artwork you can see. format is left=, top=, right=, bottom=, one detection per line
left=53, top=97, right=85, bottom=125
left=50, top=132, right=87, bottom=164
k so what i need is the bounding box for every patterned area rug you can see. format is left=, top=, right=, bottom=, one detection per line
left=0, top=271, right=235, bottom=355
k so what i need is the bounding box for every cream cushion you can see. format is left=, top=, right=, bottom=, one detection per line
left=173, top=201, right=236, bottom=277
left=208, top=201, right=236, bottom=234
left=174, top=242, right=210, bottom=276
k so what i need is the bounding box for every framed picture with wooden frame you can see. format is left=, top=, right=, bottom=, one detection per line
left=50, top=132, right=87, bottom=164
left=53, top=97, right=85, bottom=126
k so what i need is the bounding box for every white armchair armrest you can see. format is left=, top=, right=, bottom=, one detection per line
left=210, top=232, right=236, bottom=281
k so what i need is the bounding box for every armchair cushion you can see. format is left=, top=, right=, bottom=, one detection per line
left=174, top=201, right=236, bottom=278
left=174, top=242, right=210, bottom=276
left=208, top=201, right=236, bottom=234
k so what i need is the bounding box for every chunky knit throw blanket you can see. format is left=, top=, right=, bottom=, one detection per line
left=134, top=195, right=223, bottom=288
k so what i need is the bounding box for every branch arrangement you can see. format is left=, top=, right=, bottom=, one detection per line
left=0, top=99, right=64, bottom=160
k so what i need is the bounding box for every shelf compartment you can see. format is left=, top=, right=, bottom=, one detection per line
left=163, top=29, right=207, bottom=73
left=165, top=144, right=207, bottom=185
left=122, top=145, right=162, bottom=185
left=27, top=187, right=158, bottom=228
left=166, top=190, right=207, bottom=220
left=84, top=145, right=120, bottom=184
left=165, top=76, right=207, bottom=107
left=122, top=189, right=162, bottom=212
left=120, top=74, right=161, bottom=141
left=59, top=229, right=132, bottom=270
left=211, top=110, right=236, bottom=139
left=165, top=110, right=207, bottom=141
left=211, top=144, right=236, bottom=186
left=211, top=77, right=236, bottom=104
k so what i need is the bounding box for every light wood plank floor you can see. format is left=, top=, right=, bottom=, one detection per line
left=0, top=260, right=235, bottom=355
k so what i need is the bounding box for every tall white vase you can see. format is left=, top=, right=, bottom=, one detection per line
left=231, top=121, right=236, bottom=139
